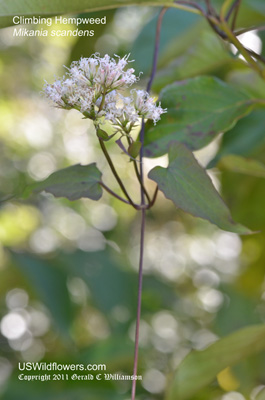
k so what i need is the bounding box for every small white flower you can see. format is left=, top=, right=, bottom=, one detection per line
left=44, top=54, right=166, bottom=130
left=133, top=90, right=166, bottom=124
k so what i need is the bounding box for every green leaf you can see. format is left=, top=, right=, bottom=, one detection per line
left=69, top=10, right=115, bottom=63
left=131, top=8, right=199, bottom=75
left=97, top=128, right=109, bottom=141
left=2, top=378, right=123, bottom=400
left=148, top=142, right=251, bottom=234
left=80, top=337, right=135, bottom=371
left=11, top=252, right=73, bottom=337
left=60, top=249, right=136, bottom=316
left=213, top=0, right=265, bottom=26
left=208, top=110, right=265, bottom=168
left=218, top=155, right=265, bottom=177
left=128, top=141, right=142, bottom=159
left=166, top=324, right=265, bottom=400
left=28, top=163, right=102, bottom=201
left=153, top=30, right=233, bottom=92
left=144, top=76, right=255, bottom=158
left=227, top=70, right=265, bottom=100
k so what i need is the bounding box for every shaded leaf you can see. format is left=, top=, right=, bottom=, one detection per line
left=144, top=76, right=255, bottom=158
left=60, top=249, right=136, bottom=316
left=11, top=252, right=73, bottom=337
left=80, top=337, right=135, bottom=371
left=148, top=142, right=251, bottom=234
left=218, top=155, right=265, bottom=177
left=215, top=286, right=262, bottom=336
left=131, top=8, right=199, bottom=74
left=227, top=69, right=265, bottom=100
left=153, top=31, right=233, bottom=92
left=208, top=110, right=265, bottom=168
left=28, top=163, right=102, bottom=201
left=2, top=377, right=123, bottom=400
left=166, top=324, right=265, bottom=400
left=69, top=10, right=115, bottom=63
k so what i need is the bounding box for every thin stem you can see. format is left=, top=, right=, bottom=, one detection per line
left=99, top=182, right=131, bottom=205
left=133, top=161, right=151, bottom=204
left=246, top=48, right=265, bottom=65
left=166, top=1, right=202, bottom=15
left=125, top=135, right=151, bottom=204
left=220, top=20, right=263, bottom=74
left=235, top=25, right=265, bottom=36
left=150, top=186, right=159, bottom=207
left=253, top=98, right=265, bottom=106
left=147, top=7, right=168, bottom=93
left=204, top=0, right=211, bottom=10
left=98, top=138, right=137, bottom=209
left=225, top=0, right=241, bottom=30
left=174, top=0, right=206, bottom=16
left=204, top=0, right=217, bottom=15
left=131, top=7, right=166, bottom=400
left=131, top=208, right=146, bottom=400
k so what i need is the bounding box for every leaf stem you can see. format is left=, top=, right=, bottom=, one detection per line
left=234, top=25, right=265, bottom=36
left=99, top=182, right=131, bottom=205
left=125, top=135, right=151, bottom=204
left=150, top=185, right=159, bottom=207
left=98, top=138, right=138, bottom=209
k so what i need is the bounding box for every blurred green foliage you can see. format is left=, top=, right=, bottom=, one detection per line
left=0, top=2, right=265, bottom=400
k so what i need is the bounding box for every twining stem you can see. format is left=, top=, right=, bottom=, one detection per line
left=131, top=7, right=167, bottom=400
left=226, top=0, right=242, bottom=30
left=131, top=208, right=146, bottom=400
left=147, top=7, right=168, bottom=93
left=98, top=139, right=137, bottom=209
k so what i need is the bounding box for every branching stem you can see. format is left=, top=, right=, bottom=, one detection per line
left=125, top=135, right=151, bottom=204
left=99, top=182, right=131, bottom=205
left=98, top=138, right=137, bottom=209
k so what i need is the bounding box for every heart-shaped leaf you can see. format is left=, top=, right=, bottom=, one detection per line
left=148, top=142, right=251, bottom=234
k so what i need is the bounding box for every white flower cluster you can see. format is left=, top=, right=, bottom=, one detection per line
left=103, top=91, right=165, bottom=127
left=44, top=54, right=166, bottom=132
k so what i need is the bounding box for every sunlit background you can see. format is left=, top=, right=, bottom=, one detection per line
left=0, top=3, right=265, bottom=400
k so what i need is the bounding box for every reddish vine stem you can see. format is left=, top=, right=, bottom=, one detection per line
left=131, top=7, right=167, bottom=400
left=131, top=207, right=146, bottom=400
